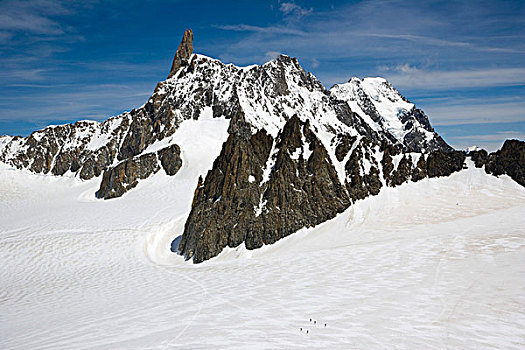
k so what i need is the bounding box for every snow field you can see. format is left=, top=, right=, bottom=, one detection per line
left=1, top=153, right=525, bottom=349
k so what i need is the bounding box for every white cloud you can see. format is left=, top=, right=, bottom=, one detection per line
left=215, top=0, right=525, bottom=75
left=380, top=63, right=422, bottom=74
left=361, top=33, right=525, bottom=54
left=384, top=68, right=525, bottom=90
left=445, top=131, right=525, bottom=151
left=0, top=0, right=73, bottom=35
left=217, top=24, right=306, bottom=36
left=279, top=2, right=312, bottom=20
left=0, top=68, right=49, bottom=81
left=264, top=51, right=281, bottom=61
left=422, top=99, right=525, bottom=126
left=450, top=131, right=525, bottom=142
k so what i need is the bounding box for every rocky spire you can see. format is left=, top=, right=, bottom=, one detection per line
left=168, top=29, right=194, bottom=78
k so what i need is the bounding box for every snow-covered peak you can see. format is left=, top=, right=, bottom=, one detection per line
left=330, top=76, right=448, bottom=151
left=155, top=52, right=372, bottom=185
left=159, top=52, right=338, bottom=136
left=0, top=135, right=12, bottom=154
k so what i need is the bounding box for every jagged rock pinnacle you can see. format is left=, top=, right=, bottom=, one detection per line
left=168, top=29, right=193, bottom=78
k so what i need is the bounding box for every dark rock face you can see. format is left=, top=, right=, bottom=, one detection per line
left=332, top=100, right=378, bottom=142
left=399, top=109, right=452, bottom=153
left=158, top=144, right=182, bottom=176
left=469, top=149, right=488, bottom=168
left=118, top=115, right=152, bottom=160
left=390, top=154, right=413, bottom=186
left=96, top=144, right=182, bottom=199
left=411, top=155, right=427, bottom=182
left=381, top=142, right=398, bottom=185
left=344, top=138, right=382, bottom=200
left=383, top=148, right=465, bottom=186
left=177, top=110, right=468, bottom=263
left=168, top=29, right=193, bottom=79
left=178, top=115, right=351, bottom=263
left=96, top=153, right=160, bottom=199
left=471, top=140, right=525, bottom=186
left=401, top=109, right=454, bottom=153
left=426, top=151, right=466, bottom=178
left=335, top=134, right=357, bottom=162
left=178, top=128, right=273, bottom=263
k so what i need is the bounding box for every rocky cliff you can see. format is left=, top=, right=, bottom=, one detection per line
left=178, top=111, right=466, bottom=262
left=469, top=139, right=525, bottom=186
left=168, top=29, right=193, bottom=79
left=2, top=30, right=521, bottom=263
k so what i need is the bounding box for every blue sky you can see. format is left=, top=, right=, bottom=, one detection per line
left=0, top=0, right=523, bottom=151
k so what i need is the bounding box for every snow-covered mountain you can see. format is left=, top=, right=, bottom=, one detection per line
left=0, top=30, right=450, bottom=193
left=3, top=29, right=525, bottom=350
left=0, top=29, right=522, bottom=263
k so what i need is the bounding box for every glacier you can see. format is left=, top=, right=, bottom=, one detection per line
left=1, top=154, right=525, bottom=349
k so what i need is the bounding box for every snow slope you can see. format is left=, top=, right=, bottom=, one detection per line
left=1, top=158, right=525, bottom=349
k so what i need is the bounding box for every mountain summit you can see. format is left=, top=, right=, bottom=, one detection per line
left=0, top=30, right=522, bottom=263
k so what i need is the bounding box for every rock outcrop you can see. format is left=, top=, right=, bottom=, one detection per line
left=469, top=149, right=489, bottom=168
left=168, top=29, right=193, bottom=79
left=178, top=111, right=466, bottom=262
left=158, top=144, right=182, bottom=176
left=426, top=151, right=466, bottom=178
left=178, top=115, right=352, bottom=263
left=470, top=140, right=525, bottom=186
left=97, top=153, right=160, bottom=199
left=96, top=144, right=182, bottom=199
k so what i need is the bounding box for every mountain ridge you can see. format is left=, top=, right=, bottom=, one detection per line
left=1, top=30, right=522, bottom=263
left=0, top=30, right=452, bottom=184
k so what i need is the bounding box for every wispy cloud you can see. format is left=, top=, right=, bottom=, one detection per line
left=217, top=24, right=306, bottom=36
left=361, top=33, right=525, bottom=54
left=264, top=51, right=282, bottom=61
left=279, top=2, right=313, bottom=21
left=215, top=0, right=525, bottom=76
left=7, top=83, right=74, bottom=88
left=0, top=0, right=91, bottom=87
left=0, top=0, right=72, bottom=35
left=382, top=67, right=525, bottom=90
left=444, top=130, right=525, bottom=151
left=0, top=68, right=50, bottom=81
left=450, top=131, right=525, bottom=142
left=0, top=83, right=152, bottom=125
left=422, top=99, right=525, bottom=126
